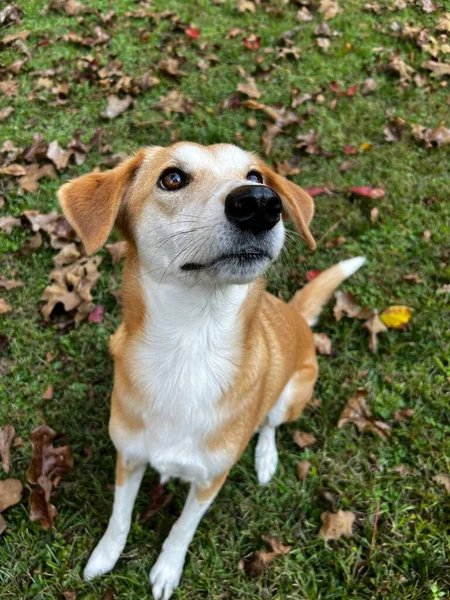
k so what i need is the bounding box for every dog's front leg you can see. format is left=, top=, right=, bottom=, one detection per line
left=84, top=452, right=146, bottom=580
left=150, top=473, right=227, bottom=600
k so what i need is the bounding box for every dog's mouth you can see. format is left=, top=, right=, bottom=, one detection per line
left=181, top=250, right=271, bottom=272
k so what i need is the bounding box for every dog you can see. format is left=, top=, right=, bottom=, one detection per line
left=58, top=142, right=365, bottom=600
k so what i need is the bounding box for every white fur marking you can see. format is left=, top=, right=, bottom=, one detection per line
left=339, top=256, right=366, bottom=278
left=255, top=426, right=278, bottom=485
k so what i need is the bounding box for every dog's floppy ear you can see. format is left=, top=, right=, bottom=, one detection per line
left=58, top=151, right=145, bottom=255
left=257, top=163, right=316, bottom=250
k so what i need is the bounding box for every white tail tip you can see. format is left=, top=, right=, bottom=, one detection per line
left=339, top=256, right=366, bottom=278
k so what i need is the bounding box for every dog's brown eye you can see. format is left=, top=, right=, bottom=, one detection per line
left=247, top=170, right=263, bottom=184
left=159, top=168, right=189, bottom=191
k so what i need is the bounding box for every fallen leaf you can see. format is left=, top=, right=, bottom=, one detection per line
left=243, top=34, right=261, bottom=50
left=0, top=299, right=12, bottom=314
left=333, top=291, right=371, bottom=321
left=432, top=474, right=450, bottom=494
left=0, top=164, right=27, bottom=176
left=314, top=333, right=332, bottom=355
left=338, top=388, right=391, bottom=439
left=421, top=0, right=436, bottom=14
left=42, top=385, right=54, bottom=400
left=361, top=77, right=377, bottom=94
left=237, top=0, right=256, bottom=13
left=185, top=25, right=200, bottom=39
left=0, top=478, right=23, bottom=512
left=392, top=464, right=414, bottom=476
left=348, top=186, right=385, bottom=199
left=411, top=124, right=450, bottom=147
left=237, top=77, right=262, bottom=99
left=370, top=207, right=379, bottom=223
left=363, top=311, right=387, bottom=353
left=62, top=591, right=77, bottom=600
left=393, top=408, right=415, bottom=421
left=46, top=140, right=73, bottom=170
left=316, top=37, right=330, bottom=52
left=320, top=509, right=355, bottom=542
left=380, top=305, right=412, bottom=329
left=0, top=107, right=14, bottom=121
left=0, top=279, right=24, bottom=291
left=53, top=243, right=81, bottom=268
left=318, top=0, right=341, bottom=20
left=101, top=95, right=133, bottom=119
left=19, top=232, right=42, bottom=256
left=296, top=460, right=312, bottom=480
left=106, top=241, right=128, bottom=265
left=158, top=58, right=187, bottom=77
left=29, top=475, right=57, bottom=528
left=152, top=89, right=192, bottom=115
left=304, top=187, right=331, bottom=197
left=141, top=482, right=173, bottom=521
left=423, top=229, right=431, bottom=243
left=19, top=164, right=57, bottom=194
left=403, top=273, right=423, bottom=284
left=0, top=80, right=18, bottom=97
left=273, top=157, right=300, bottom=176
left=0, top=425, right=15, bottom=473
left=325, top=236, right=346, bottom=247
left=422, top=61, right=450, bottom=78
left=296, top=7, right=313, bottom=22
left=436, top=13, right=450, bottom=33
left=241, top=535, right=292, bottom=577
left=88, top=305, right=104, bottom=323
left=292, top=430, right=317, bottom=448
left=27, top=425, right=73, bottom=485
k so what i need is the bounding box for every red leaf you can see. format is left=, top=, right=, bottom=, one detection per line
left=344, top=145, right=358, bottom=155
left=36, top=40, right=52, bottom=47
left=346, top=84, right=358, bottom=96
left=330, top=81, right=340, bottom=93
left=348, top=186, right=385, bottom=199
left=306, top=270, right=322, bottom=282
left=304, top=187, right=329, bottom=197
left=88, top=305, right=104, bottom=323
left=243, top=35, right=261, bottom=50
left=185, top=26, right=200, bottom=39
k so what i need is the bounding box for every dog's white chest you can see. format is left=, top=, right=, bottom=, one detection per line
left=118, top=278, right=248, bottom=487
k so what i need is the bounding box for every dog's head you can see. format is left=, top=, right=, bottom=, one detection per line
left=59, top=143, right=315, bottom=285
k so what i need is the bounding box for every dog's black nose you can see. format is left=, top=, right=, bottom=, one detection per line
left=225, top=185, right=282, bottom=234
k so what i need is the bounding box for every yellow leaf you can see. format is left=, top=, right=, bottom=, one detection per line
left=380, top=305, right=413, bottom=328
left=360, top=142, right=372, bottom=151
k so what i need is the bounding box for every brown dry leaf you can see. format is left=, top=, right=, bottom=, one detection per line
left=296, top=460, right=312, bottom=480
left=244, top=100, right=299, bottom=155
left=19, top=164, right=57, bottom=194
left=320, top=510, right=355, bottom=541
left=0, top=80, right=18, bottom=97
left=388, top=55, right=415, bottom=82
left=422, top=60, right=450, bottom=78
left=0, top=164, right=27, bottom=176
left=237, top=77, right=263, bottom=99
left=273, top=157, right=300, bottom=176
left=62, top=592, right=77, bottom=600
left=432, top=474, right=450, bottom=494
left=101, top=95, right=133, bottom=119
left=292, top=430, right=317, bottom=448
left=363, top=311, right=387, bottom=353
left=0, top=299, right=12, bottom=314
left=27, top=425, right=73, bottom=485
left=20, top=232, right=42, bottom=256
left=106, top=241, right=128, bottom=265
left=392, top=463, right=414, bottom=476
left=313, top=333, right=332, bottom=355
left=437, top=13, right=450, bottom=33
left=237, top=0, right=256, bottom=13
left=316, top=37, right=330, bottom=52
left=29, top=474, right=57, bottom=528
left=1, top=29, right=30, bottom=45
left=0, top=478, right=23, bottom=512
left=318, top=0, right=341, bottom=20
left=152, top=89, right=192, bottom=115
left=241, top=535, right=292, bottom=577
left=0, top=107, right=14, bottom=121
left=393, top=408, right=415, bottom=421
left=333, top=291, right=371, bottom=321
left=142, top=482, right=173, bottom=521
left=423, top=229, right=431, bottom=242
left=46, top=141, right=73, bottom=171
left=338, top=388, right=391, bottom=439
left=53, top=243, right=81, bottom=268
left=0, top=425, right=15, bottom=473
left=41, top=255, right=102, bottom=324
left=0, top=216, right=21, bottom=234
left=411, top=124, right=450, bottom=147
left=421, top=0, right=436, bottom=13
left=403, top=273, right=423, bottom=284
left=42, top=385, right=54, bottom=400
left=0, top=279, right=24, bottom=291
left=158, top=58, right=187, bottom=77
left=361, top=77, right=377, bottom=94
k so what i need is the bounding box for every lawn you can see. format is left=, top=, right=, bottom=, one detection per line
left=0, top=0, right=449, bottom=599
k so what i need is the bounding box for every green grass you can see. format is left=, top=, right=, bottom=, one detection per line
left=1, top=1, right=449, bottom=599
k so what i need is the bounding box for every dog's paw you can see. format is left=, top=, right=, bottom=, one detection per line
left=83, top=538, right=122, bottom=581
left=150, top=551, right=184, bottom=600
left=255, top=427, right=278, bottom=485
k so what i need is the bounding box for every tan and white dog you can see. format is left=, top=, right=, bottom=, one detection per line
left=59, top=142, right=365, bottom=600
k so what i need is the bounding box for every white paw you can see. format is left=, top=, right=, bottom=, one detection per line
left=83, top=537, right=124, bottom=581
left=255, top=427, right=278, bottom=485
left=150, top=551, right=184, bottom=600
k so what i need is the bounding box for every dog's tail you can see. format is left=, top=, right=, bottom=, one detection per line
left=290, top=256, right=366, bottom=326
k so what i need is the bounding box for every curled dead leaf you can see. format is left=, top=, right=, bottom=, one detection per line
left=318, top=0, right=341, bottom=20
left=296, top=460, right=312, bottom=480
left=0, top=279, right=24, bottom=291
left=152, top=89, right=192, bottom=115
left=338, top=388, right=391, bottom=439
left=0, top=478, right=23, bottom=513
left=422, top=61, right=450, bottom=78
left=333, top=291, right=371, bottom=321
left=313, top=333, right=332, bottom=355
left=101, top=95, right=133, bottom=119
left=0, top=425, right=15, bottom=473
left=292, top=430, right=317, bottom=448
left=241, top=535, right=292, bottom=577
left=27, top=425, right=73, bottom=485
left=0, top=216, right=21, bottom=235
left=320, top=510, right=355, bottom=541
left=432, top=474, right=450, bottom=494
left=29, top=475, right=57, bottom=528
left=237, top=77, right=262, bottom=99
left=363, top=311, right=387, bottom=353
left=46, top=140, right=73, bottom=171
